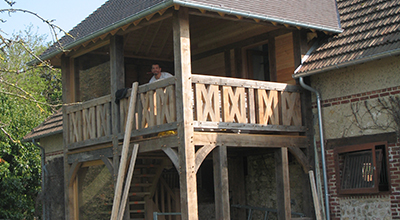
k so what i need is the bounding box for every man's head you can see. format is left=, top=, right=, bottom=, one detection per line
left=151, top=64, right=162, bottom=77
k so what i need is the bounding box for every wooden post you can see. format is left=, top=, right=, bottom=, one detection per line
left=173, top=7, right=198, bottom=220
left=110, top=34, right=126, bottom=185
left=213, top=145, right=230, bottom=220
left=275, top=147, right=291, bottom=220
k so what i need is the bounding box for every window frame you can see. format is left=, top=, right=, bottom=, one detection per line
left=334, top=141, right=390, bottom=195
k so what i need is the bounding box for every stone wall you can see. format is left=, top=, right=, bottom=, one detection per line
left=79, top=61, right=110, bottom=101
left=245, top=153, right=309, bottom=219
left=310, top=55, right=400, bottom=219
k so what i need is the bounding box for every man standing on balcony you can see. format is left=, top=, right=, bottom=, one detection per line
left=149, top=63, right=173, bottom=83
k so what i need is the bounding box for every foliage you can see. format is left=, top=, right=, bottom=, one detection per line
left=0, top=25, right=62, bottom=219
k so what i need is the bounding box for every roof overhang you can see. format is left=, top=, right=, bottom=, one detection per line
left=35, top=0, right=342, bottom=64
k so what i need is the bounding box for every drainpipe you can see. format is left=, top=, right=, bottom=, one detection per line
left=32, top=139, right=48, bottom=220
left=299, top=77, right=330, bottom=220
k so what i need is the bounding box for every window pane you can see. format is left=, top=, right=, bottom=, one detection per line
left=341, top=150, right=374, bottom=190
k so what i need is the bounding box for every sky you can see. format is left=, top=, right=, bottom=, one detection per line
left=0, top=0, right=107, bottom=42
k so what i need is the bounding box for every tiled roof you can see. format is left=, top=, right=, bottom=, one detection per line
left=295, top=0, right=400, bottom=76
left=41, top=0, right=341, bottom=60
left=23, top=109, right=63, bottom=141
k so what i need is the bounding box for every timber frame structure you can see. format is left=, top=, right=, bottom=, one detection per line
left=35, top=1, right=342, bottom=219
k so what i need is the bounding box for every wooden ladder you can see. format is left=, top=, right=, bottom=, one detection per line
left=128, top=158, right=167, bottom=220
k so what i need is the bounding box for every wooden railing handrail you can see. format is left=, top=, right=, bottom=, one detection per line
left=65, top=95, right=112, bottom=113
left=64, top=74, right=304, bottom=149
left=192, top=74, right=301, bottom=92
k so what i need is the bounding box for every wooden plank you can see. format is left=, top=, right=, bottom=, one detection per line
left=247, top=88, right=256, bottom=124
left=192, top=74, right=301, bottom=92
left=117, top=144, right=139, bottom=220
left=275, top=147, right=291, bottom=220
left=173, top=7, right=198, bottom=220
left=213, top=145, right=230, bottom=220
left=193, top=121, right=305, bottom=132
left=193, top=132, right=307, bottom=148
left=309, top=170, right=323, bottom=220
left=110, top=82, right=138, bottom=220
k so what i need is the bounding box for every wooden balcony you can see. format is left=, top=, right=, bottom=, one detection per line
left=64, top=74, right=305, bottom=151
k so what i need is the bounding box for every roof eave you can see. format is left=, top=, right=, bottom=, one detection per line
left=22, top=130, right=63, bottom=142
left=38, top=0, right=343, bottom=62
left=293, top=48, right=400, bottom=79
left=174, top=0, right=343, bottom=34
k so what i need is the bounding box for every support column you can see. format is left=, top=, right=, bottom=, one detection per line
left=275, top=147, right=291, bottom=220
left=110, top=34, right=125, bottom=181
left=110, top=35, right=127, bottom=219
left=173, top=7, right=198, bottom=220
left=213, top=145, right=230, bottom=220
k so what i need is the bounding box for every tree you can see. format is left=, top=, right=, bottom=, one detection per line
left=0, top=1, right=64, bottom=219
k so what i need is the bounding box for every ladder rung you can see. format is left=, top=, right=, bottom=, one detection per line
left=129, top=200, right=145, bottom=205
left=131, top=183, right=152, bottom=187
left=130, top=192, right=150, bottom=196
left=130, top=209, right=145, bottom=213
left=134, top=174, right=155, bottom=178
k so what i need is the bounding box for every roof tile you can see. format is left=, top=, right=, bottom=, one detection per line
left=296, top=0, right=400, bottom=75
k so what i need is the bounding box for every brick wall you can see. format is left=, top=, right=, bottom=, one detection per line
left=317, top=86, right=400, bottom=219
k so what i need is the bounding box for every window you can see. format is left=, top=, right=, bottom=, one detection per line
left=334, top=142, right=390, bottom=195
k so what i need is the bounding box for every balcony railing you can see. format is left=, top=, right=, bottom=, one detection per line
left=64, top=74, right=304, bottom=150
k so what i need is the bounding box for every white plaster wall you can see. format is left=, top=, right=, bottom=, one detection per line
left=40, top=133, right=63, bottom=161
left=309, top=55, right=400, bottom=140
left=311, top=55, right=400, bottom=101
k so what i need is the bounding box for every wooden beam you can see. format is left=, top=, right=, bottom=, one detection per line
left=193, top=132, right=307, bottom=148
left=100, top=156, right=114, bottom=175
left=162, top=147, right=179, bottom=170
left=275, top=147, right=291, bottom=220
left=288, top=146, right=312, bottom=173
left=195, top=144, right=216, bottom=173
left=130, top=134, right=180, bottom=153
left=173, top=7, right=198, bottom=220
left=192, top=29, right=290, bottom=61
left=110, top=35, right=125, bottom=183
left=213, top=145, right=230, bottom=220
left=68, top=40, right=110, bottom=59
